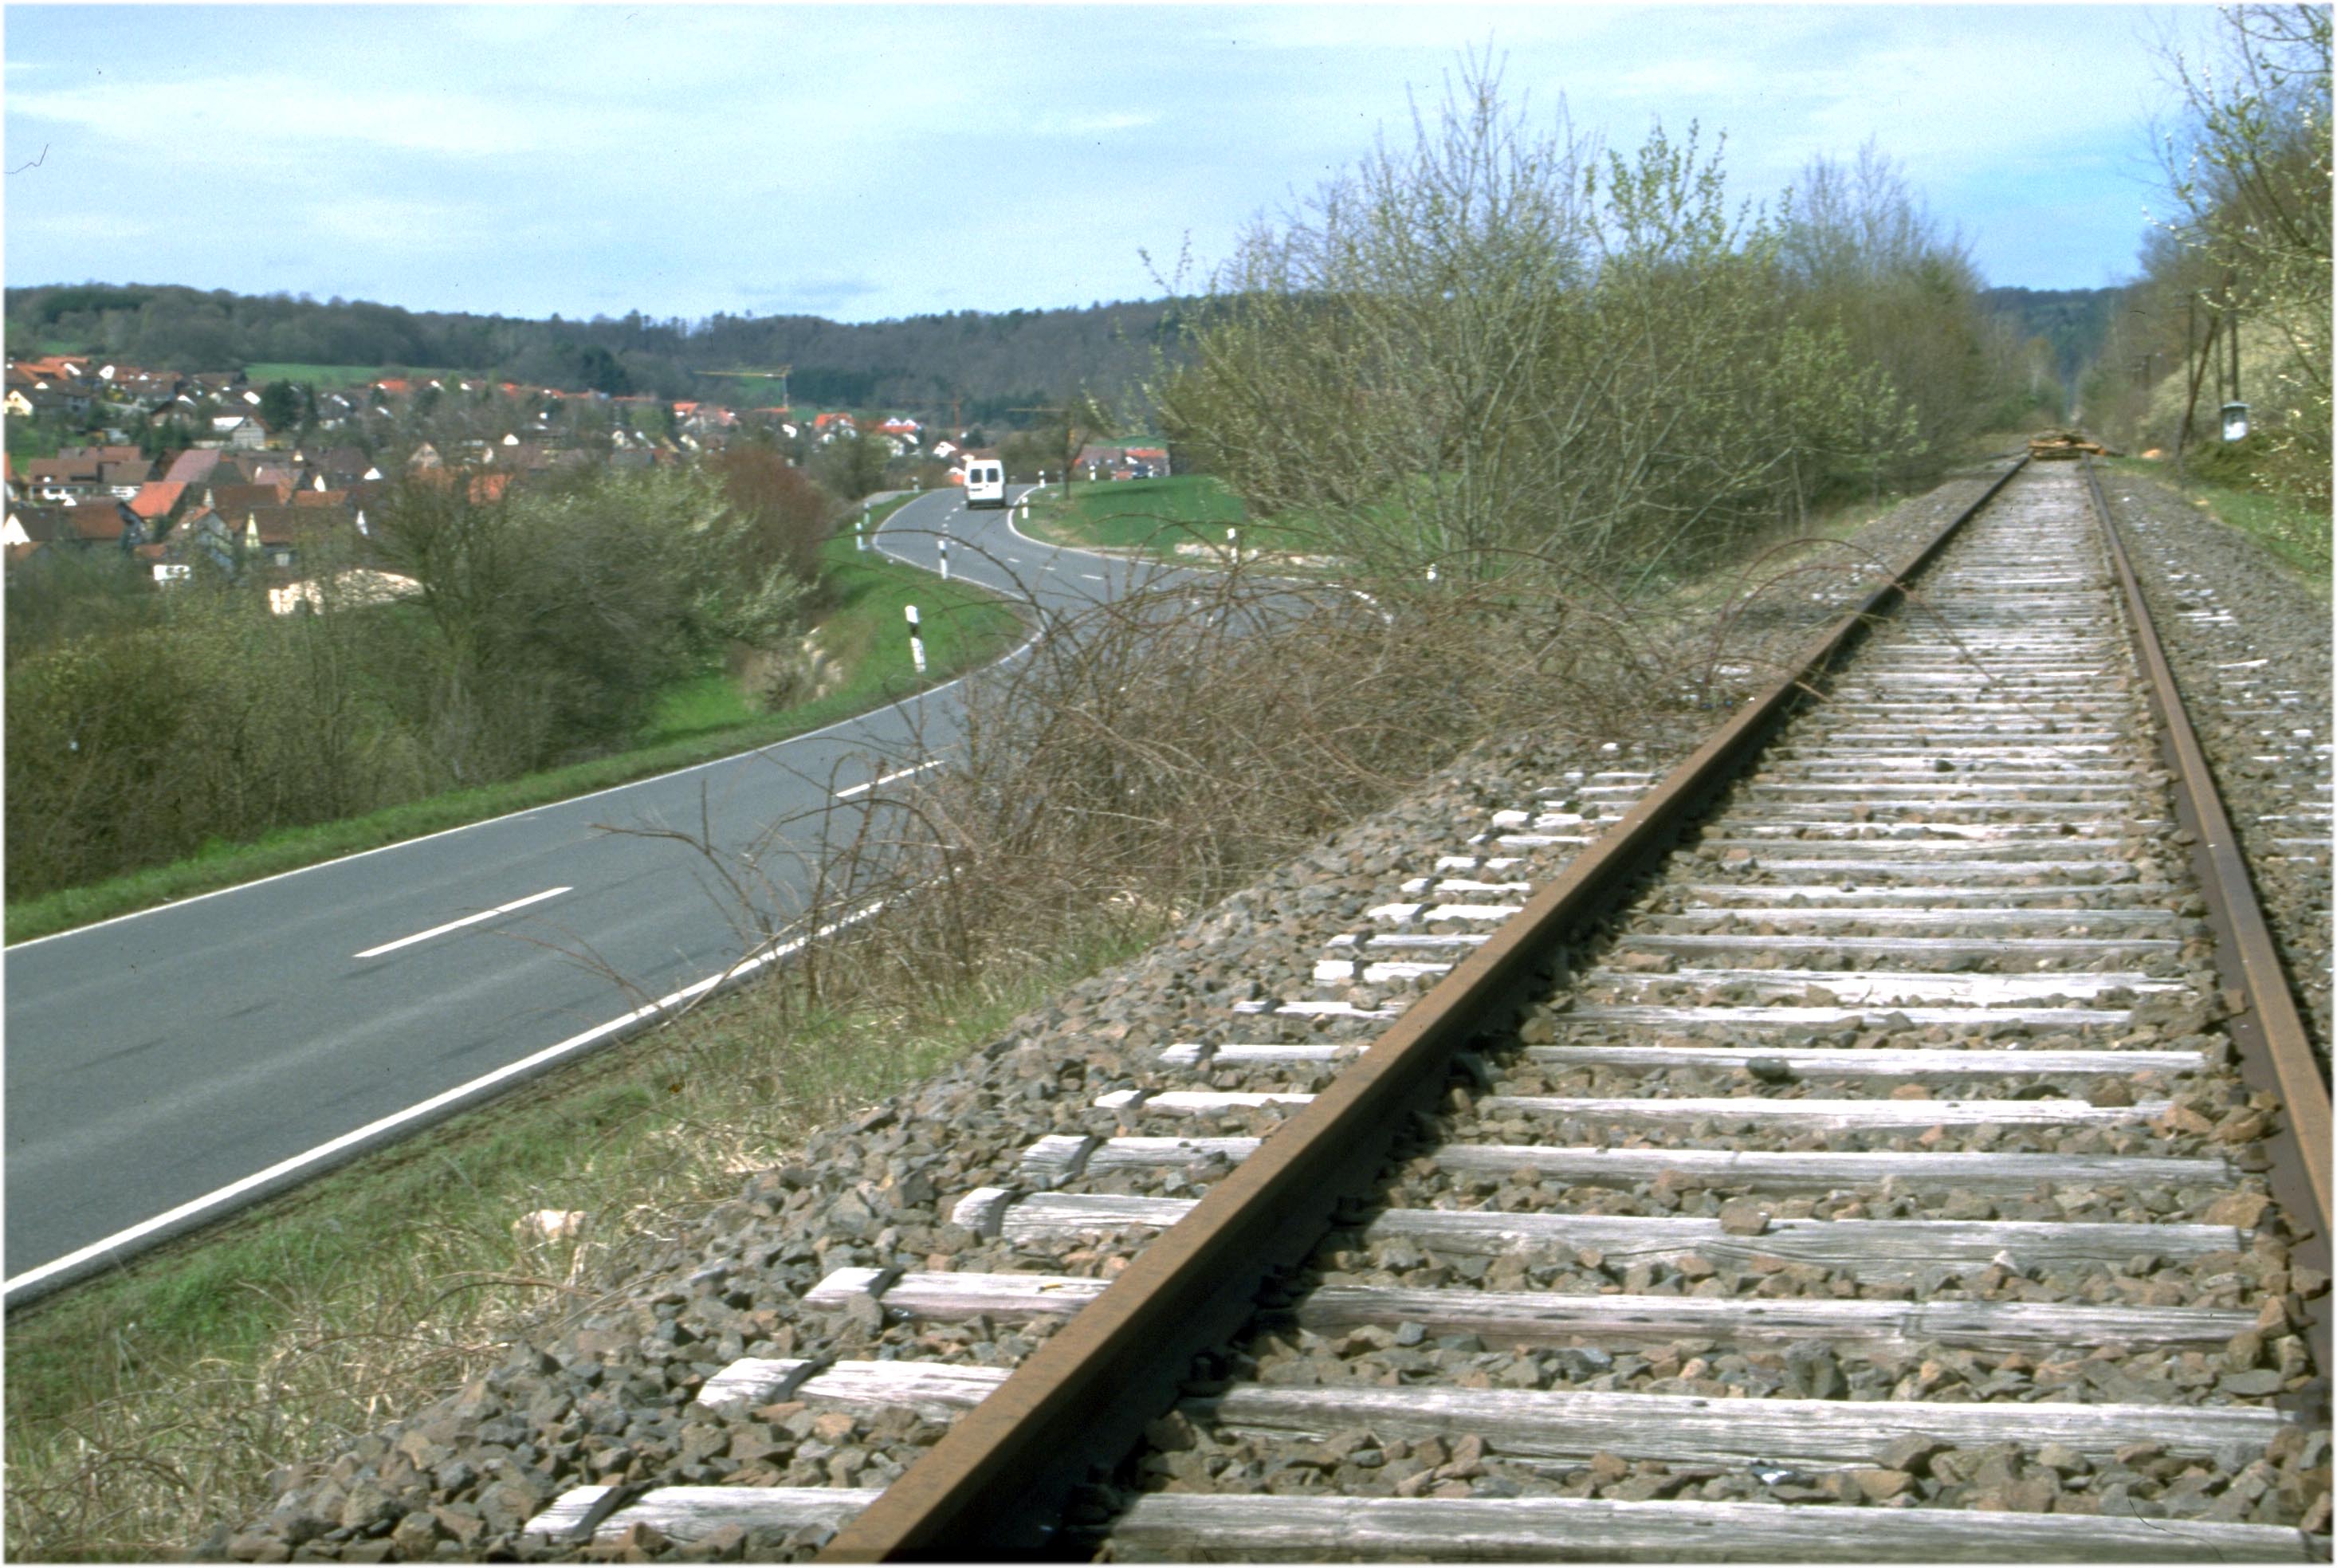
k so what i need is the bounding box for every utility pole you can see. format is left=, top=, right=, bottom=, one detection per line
left=2178, top=292, right=2229, bottom=481
left=2228, top=296, right=2241, bottom=404
left=2177, top=293, right=2199, bottom=479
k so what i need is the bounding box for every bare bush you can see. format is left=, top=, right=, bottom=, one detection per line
left=1151, top=60, right=1950, bottom=593
left=683, top=530, right=1919, bottom=1016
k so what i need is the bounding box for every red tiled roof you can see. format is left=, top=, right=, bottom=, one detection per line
left=129, top=481, right=187, bottom=520
left=70, top=506, right=130, bottom=543
left=166, top=449, right=222, bottom=485
left=212, top=482, right=294, bottom=513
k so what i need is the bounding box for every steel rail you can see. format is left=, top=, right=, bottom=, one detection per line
left=2084, top=457, right=2331, bottom=1379
left=818, top=458, right=2029, bottom=1561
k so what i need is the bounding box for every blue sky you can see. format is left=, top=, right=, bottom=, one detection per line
left=4, top=4, right=2209, bottom=325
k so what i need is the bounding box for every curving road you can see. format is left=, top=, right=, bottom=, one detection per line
left=3, top=485, right=1171, bottom=1299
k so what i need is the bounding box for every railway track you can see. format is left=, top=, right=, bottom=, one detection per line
left=520, top=459, right=2331, bottom=1560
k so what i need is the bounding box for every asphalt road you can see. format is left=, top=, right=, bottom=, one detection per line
left=3, top=485, right=1169, bottom=1295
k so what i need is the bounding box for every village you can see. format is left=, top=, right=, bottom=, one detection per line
left=2, top=353, right=1170, bottom=606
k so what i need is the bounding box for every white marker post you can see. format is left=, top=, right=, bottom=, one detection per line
left=905, top=603, right=926, bottom=674
left=858, top=498, right=870, bottom=552
left=938, top=535, right=949, bottom=580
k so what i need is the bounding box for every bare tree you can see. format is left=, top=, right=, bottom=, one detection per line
left=2148, top=4, right=2332, bottom=500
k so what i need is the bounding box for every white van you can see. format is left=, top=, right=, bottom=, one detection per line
left=964, top=459, right=1007, bottom=509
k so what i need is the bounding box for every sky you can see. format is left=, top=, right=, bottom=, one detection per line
left=3, top=3, right=2215, bottom=327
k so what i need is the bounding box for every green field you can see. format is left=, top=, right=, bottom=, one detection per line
left=1018, top=473, right=1357, bottom=564
left=239, top=363, right=469, bottom=391
left=5, top=503, right=1025, bottom=943
left=1024, top=473, right=1478, bottom=573
left=697, top=373, right=790, bottom=407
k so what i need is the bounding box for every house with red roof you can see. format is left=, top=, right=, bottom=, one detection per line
left=165, top=447, right=223, bottom=486
left=129, top=481, right=189, bottom=527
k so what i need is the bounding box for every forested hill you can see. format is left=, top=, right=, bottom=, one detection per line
left=11, top=279, right=2126, bottom=426
left=3, top=283, right=1183, bottom=420
left=1980, top=285, right=2123, bottom=392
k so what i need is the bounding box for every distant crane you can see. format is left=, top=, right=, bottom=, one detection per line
left=699, top=365, right=792, bottom=407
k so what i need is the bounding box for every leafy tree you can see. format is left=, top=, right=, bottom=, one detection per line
left=370, top=464, right=810, bottom=782
left=257, top=379, right=304, bottom=433
left=1777, top=142, right=2001, bottom=480
left=574, top=344, right=631, bottom=395
left=810, top=428, right=889, bottom=501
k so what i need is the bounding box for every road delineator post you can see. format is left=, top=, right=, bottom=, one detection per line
left=905, top=604, right=925, bottom=675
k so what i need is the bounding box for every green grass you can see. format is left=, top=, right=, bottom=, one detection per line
left=1019, top=474, right=1261, bottom=556
left=4, top=504, right=1023, bottom=945
left=697, top=374, right=791, bottom=407
left=642, top=669, right=760, bottom=741
left=2104, top=457, right=2331, bottom=591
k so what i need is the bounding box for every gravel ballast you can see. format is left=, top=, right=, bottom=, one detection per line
left=2096, top=466, right=2331, bottom=1059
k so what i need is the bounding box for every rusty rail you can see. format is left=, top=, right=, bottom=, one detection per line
left=818, top=458, right=2029, bottom=1560
left=2084, top=458, right=2331, bottom=1381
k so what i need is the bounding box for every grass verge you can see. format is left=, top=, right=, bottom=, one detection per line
left=2, top=913, right=1157, bottom=1560
left=2103, top=457, right=2332, bottom=591
left=5, top=500, right=1023, bottom=945
left=1018, top=474, right=1245, bottom=551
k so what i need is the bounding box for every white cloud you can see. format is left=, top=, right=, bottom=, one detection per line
left=1029, top=110, right=1162, bottom=136
left=1612, top=57, right=1749, bottom=99
left=304, top=198, right=492, bottom=250
left=10, top=74, right=600, bottom=159
left=21, top=211, right=157, bottom=243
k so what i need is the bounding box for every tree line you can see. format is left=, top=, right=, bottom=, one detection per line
left=4, top=285, right=1176, bottom=422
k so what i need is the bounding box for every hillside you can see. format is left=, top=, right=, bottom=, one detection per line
left=1980, top=285, right=2123, bottom=393
left=3, top=283, right=1183, bottom=422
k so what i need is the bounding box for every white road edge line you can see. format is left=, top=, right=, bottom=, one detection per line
left=4, top=900, right=887, bottom=1302
left=834, top=758, right=945, bottom=801
left=353, top=886, right=573, bottom=960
